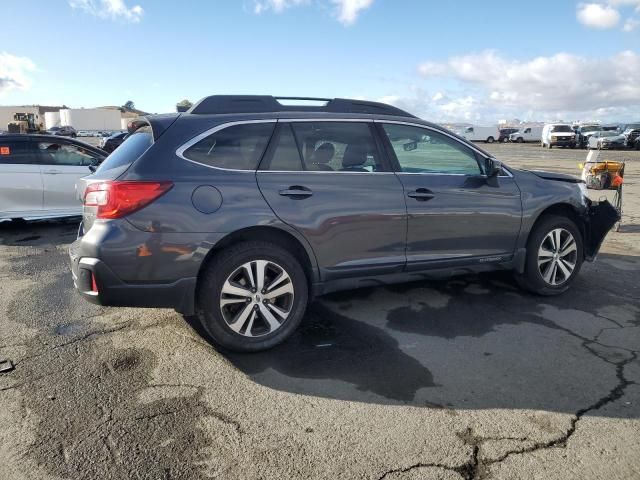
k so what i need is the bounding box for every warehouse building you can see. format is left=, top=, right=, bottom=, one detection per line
left=1, top=105, right=137, bottom=131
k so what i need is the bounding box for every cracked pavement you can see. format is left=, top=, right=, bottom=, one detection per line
left=0, top=144, right=639, bottom=479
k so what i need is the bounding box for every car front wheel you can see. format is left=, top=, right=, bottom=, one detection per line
left=515, top=215, right=583, bottom=295
left=196, top=241, right=308, bottom=352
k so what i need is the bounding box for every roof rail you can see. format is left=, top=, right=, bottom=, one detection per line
left=188, top=95, right=416, bottom=118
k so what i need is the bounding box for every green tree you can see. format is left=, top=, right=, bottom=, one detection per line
left=176, top=99, right=193, bottom=112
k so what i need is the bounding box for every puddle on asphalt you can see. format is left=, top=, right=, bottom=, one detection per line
left=53, top=322, right=86, bottom=336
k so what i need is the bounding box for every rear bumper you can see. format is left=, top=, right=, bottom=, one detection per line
left=68, top=220, right=211, bottom=315
left=70, top=250, right=196, bottom=314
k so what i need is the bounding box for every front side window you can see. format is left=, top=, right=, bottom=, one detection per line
left=382, top=124, right=481, bottom=175
left=37, top=141, right=98, bottom=166
left=183, top=122, right=275, bottom=170
left=291, top=122, right=383, bottom=172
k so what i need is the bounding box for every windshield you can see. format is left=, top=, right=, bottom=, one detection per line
left=581, top=125, right=600, bottom=132
left=551, top=125, right=572, bottom=133
left=600, top=131, right=620, bottom=137
left=624, top=123, right=640, bottom=130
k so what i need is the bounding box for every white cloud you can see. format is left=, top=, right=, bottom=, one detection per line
left=407, top=50, right=640, bottom=122
left=623, top=17, right=640, bottom=29
left=576, top=1, right=640, bottom=30
left=69, top=0, right=144, bottom=23
left=253, top=0, right=308, bottom=14
left=331, top=0, right=374, bottom=25
left=0, top=53, right=36, bottom=95
left=577, top=3, right=620, bottom=28
left=252, top=0, right=374, bottom=24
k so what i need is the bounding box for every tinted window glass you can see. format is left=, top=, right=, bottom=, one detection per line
left=183, top=123, right=275, bottom=170
left=264, top=124, right=303, bottom=171
left=383, top=124, right=481, bottom=175
left=95, top=128, right=153, bottom=176
left=291, top=122, right=383, bottom=172
left=37, top=141, right=98, bottom=166
left=0, top=141, right=37, bottom=164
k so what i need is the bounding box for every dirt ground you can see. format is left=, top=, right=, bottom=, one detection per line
left=0, top=143, right=638, bottom=480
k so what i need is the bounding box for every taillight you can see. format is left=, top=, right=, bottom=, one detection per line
left=84, top=181, right=173, bottom=219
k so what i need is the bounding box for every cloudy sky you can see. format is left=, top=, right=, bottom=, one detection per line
left=1, top=0, right=639, bottom=123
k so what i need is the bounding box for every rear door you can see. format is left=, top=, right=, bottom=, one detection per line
left=36, top=139, right=101, bottom=214
left=257, top=121, right=407, bottom=280
left=379, top=122, right=522, bottom=270
left=0, top=138, right=43, bottom=218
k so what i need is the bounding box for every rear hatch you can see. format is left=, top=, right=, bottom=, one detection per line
left=78, top=119, right=164, bottom=232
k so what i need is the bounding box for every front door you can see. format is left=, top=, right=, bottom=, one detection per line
left=0, top=138, right=43, bottom=218
left=257, top=121, right=407, bottom=280
left=35, top=139, right=97, bottom=214
left=379, top=122, right=522, bottom=270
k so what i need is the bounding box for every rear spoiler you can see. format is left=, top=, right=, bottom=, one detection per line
left=127, top=113, right=181, bottom=140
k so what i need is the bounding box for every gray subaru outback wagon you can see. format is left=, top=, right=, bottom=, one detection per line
left=70, top=96, right=618, bottom=351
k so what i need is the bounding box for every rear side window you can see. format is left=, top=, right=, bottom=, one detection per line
left=0, top=141, right=37, bottom=164
left=291, top=122, right=383, bottom=172
left=95, top=127, right=152, bottom=176
left=182, top=122, right=275, bottom=170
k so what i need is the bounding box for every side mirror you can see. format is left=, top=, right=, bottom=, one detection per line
left=486, top=158, right=502, bottom=177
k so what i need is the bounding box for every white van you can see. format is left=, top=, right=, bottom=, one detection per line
left=459, top=125, right=500, bottom=143
left=509, top=126, right=543, bottom=143
left=541, top=124, right=577, bottom=149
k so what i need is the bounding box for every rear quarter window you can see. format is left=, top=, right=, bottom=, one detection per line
left=95, top=128, right=153, bottom=176
left=181, top=122, right=275, bottom=170
left=0, top=141, right=37, bottom=164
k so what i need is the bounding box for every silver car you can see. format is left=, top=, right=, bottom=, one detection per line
left=588, top=131, right=626, bottom=150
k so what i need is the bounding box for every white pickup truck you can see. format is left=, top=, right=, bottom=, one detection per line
left=459, top=126, right=500, bottom=143
left=509, top=126, right=543, bottom=143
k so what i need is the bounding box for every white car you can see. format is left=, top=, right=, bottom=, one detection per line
left=0, top=134, right=106, bottom=221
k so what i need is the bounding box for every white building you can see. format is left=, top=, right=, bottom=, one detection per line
left=59, top=108, right=122, bottom=130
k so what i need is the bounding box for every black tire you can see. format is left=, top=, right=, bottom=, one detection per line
left=196, top=240, right=308, bottom=352
left=515, top=215, right=584, bottom=295
left=548, top=143, right=553, bottom=149
left=486, top=136, right=495, bottom=143
left=516, top=137, right=524, bottom=143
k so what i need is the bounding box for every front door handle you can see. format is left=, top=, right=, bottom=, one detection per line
left=407, top=188, right=435, bottom=201
left=42, top=169, right=63, bottom=175
left=279, top=186, right=313, bottom=199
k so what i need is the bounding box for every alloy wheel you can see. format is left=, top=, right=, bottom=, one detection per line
left=537, top=228, right=578, bottom=286
left=219, top=260, right=294, bottom=337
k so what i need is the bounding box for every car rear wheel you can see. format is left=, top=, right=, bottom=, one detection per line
left=516, top=137, right=524, bottom=143
left=486, top=136, right=495, bottom=143
left=515, top=215, right=583, bottom=295
left=196, top=241, right=308, bottom=352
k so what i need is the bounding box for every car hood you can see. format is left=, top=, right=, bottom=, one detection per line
left=528, top=170, right=583, bottom=183
left=600, top=135, right=625, bottom=142
left=550, top=132, right=574, bottom=137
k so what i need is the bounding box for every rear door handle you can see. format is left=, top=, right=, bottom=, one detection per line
left=279, top=186, right=313, bottom=198
left=407, top=188, right=435, bottom=201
